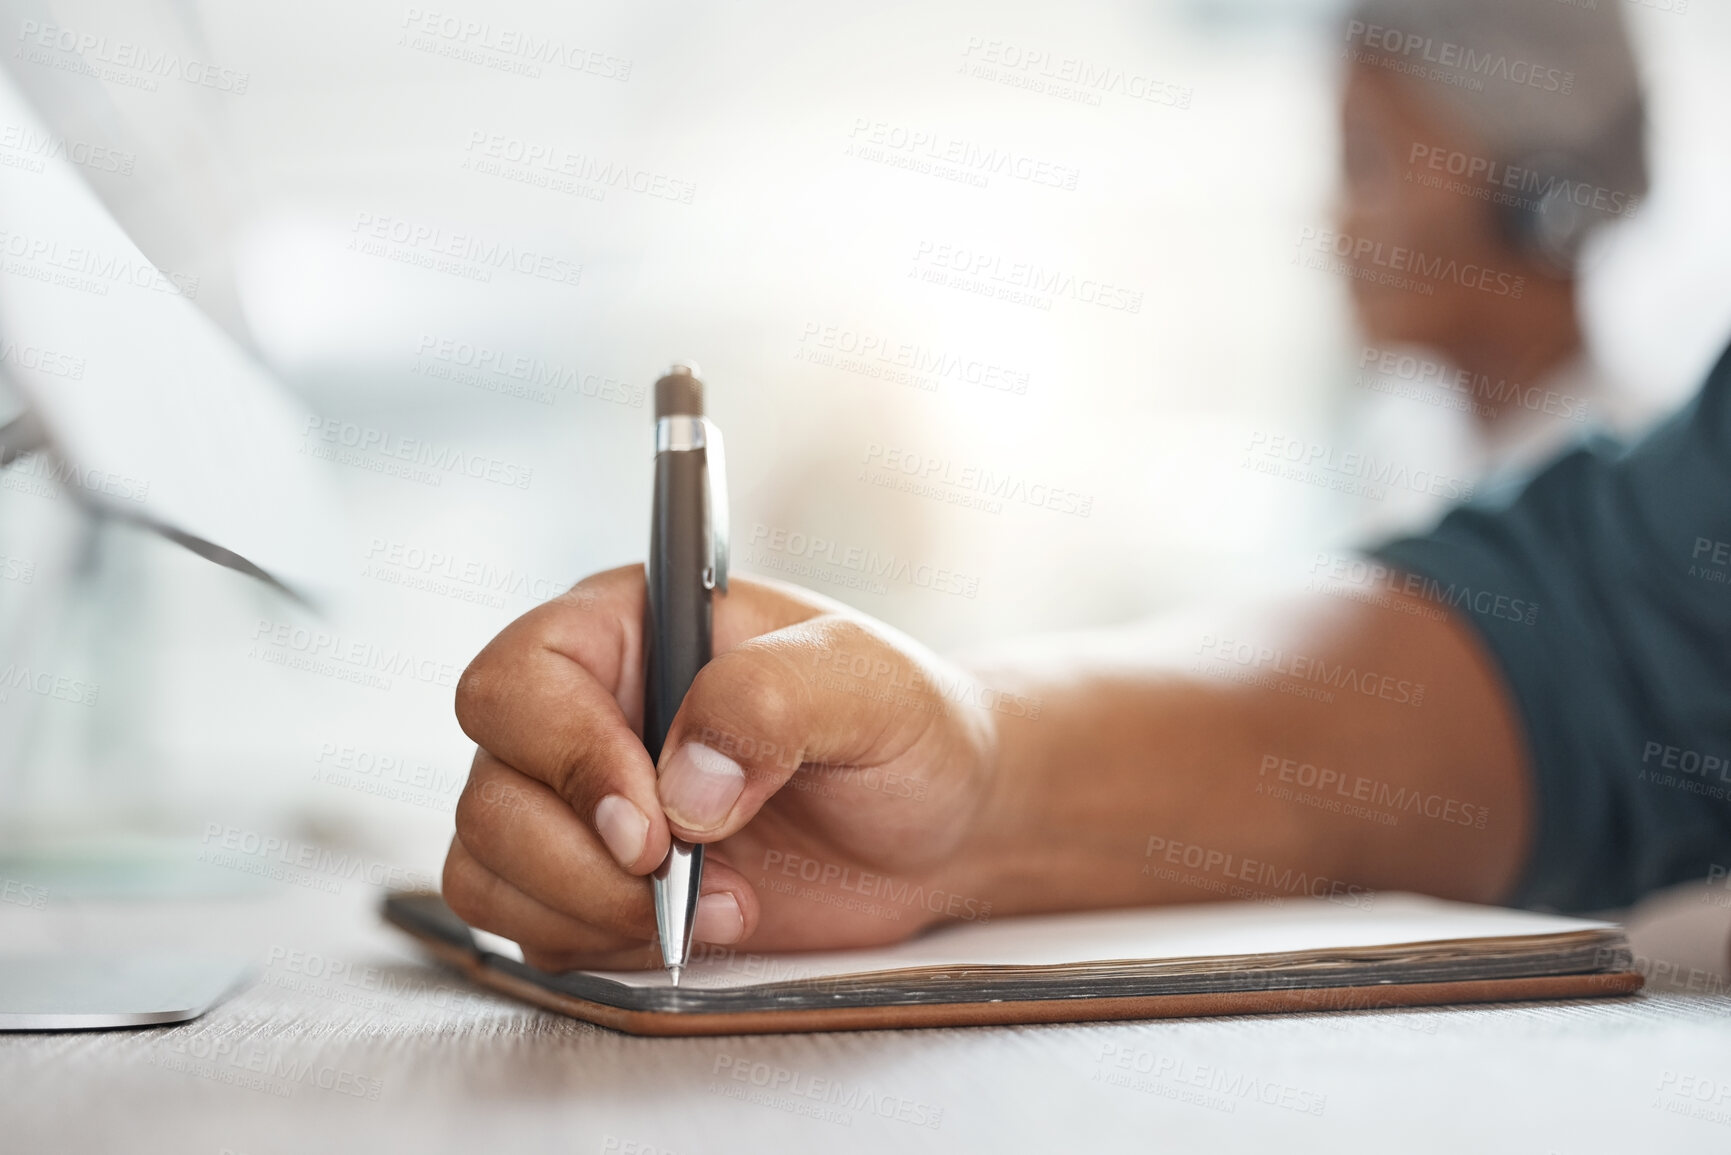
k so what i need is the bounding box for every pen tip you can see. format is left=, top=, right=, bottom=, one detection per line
left=669, top=966, right=682, bottom=988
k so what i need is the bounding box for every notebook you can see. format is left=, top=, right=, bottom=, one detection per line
left=381, top=890, right=1641, bottom=1037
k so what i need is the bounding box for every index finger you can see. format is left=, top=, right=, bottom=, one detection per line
left=452, top=566, right=834, bottom=872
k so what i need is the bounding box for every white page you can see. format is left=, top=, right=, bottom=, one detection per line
left=581, top=894, right=1615, bottom=990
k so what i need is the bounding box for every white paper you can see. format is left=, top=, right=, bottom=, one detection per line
left=587, top=894, right=1614, bottom=990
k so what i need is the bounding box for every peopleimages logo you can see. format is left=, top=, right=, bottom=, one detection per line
left=0, top=554, right=36, bottom=584
left=1344, top=19, right=1574, bottom=95
left=1257, top=754, right=1489, bottom=830
left=911, top=240, right=1143, bottom=313
left=1243, top=431, right=1476, bottom=503
left=1195, top=633, right=1426, bottom=707
left=1407, top=144, right=1639, bottom=218
left=709, top=1054, right=945, bottom=1130
left=0, top=226, right=200, bottom=297
left=1687, top=536, right=1729, bottom=590
left=302, top=416, right=534, bottom=490
left=16, top=19, right=251, bottom=93
left=249, top=618, right=463, bottom=693
left=760, top=849, right=992, bottom=924
left=747, top=524, right=980, bottom=598
left=1295, top=227, right=1525, bottom=299
left=414, top=334, right=644, bottom=407
left=1639, top=740, right=1731, bottom=789
left=797, top=321, right=1030, bottom=395
left=1357, top=345, right=1588, bottom=424
left=400, top=8, right=633, bottom=81
left=1308, top=551, right=1539, bottom=627
left=199, top=823, right=435, bottom=892
left=0, top=122, right=135, bottom=175
left=362, top=536, right=571, bottom=607
left=846, top=117, right=1080, bottom=190
left=0, top=339, right=85, bottom=380
left=1142, top=835, right=1374, bottom=909
left=1093, top=1042, right=1328, bottom=1116
left=349, top=212, right=582, bottom=288
left=958, top=37, right=1193, bottom=109
left=464, top=130, right=695, bottom=204
left=0, top=451, right=150, bottom=504
left=0, top=663, right=99, bottom=707
left=810, top=645, right=1044, bottom=720
left=861, top=442, right=1094, bottom=517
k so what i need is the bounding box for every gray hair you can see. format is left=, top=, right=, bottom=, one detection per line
left=1346, top=0, right=1648, bottom=261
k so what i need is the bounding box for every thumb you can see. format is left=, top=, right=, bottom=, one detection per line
left=655, top=614, right=953, bottom=842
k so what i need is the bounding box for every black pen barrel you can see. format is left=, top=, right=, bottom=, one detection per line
left=644, top=439, right=712, bottom=762
left=646, top=366, right=717, bottom=978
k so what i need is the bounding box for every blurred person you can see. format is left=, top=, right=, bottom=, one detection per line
left=429, top=0, right=1731, bottom=971
left=1334, top=0, right=1656, bottom=536
left=437, top=332, right=1731, bottom=968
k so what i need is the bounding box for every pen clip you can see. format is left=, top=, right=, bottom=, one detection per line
left=701, top=418, right=728, bottom=594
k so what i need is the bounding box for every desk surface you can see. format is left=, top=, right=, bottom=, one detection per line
left=4, top=881, right=1730, bottom=1155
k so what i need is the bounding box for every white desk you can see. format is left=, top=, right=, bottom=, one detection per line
left=4, top=881, right=1730, bottom=1154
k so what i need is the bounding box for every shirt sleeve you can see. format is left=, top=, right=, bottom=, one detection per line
left=1371, top=341, right=1731, bottom=912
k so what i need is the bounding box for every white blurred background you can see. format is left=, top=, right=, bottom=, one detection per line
left=2, top=0, right=1729, bottom=885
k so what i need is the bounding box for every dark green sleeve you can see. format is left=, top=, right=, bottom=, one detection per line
left=1372, top=341, right=1731, bottom=912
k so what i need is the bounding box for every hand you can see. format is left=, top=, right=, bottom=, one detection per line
left=441, top=565, right=1002, bottom=971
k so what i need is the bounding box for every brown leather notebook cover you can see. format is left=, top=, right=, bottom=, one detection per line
left=382, top=891, right=1642, bottom=1037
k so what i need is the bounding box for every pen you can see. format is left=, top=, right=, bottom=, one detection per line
left=645, top=363, right=728, bottom=987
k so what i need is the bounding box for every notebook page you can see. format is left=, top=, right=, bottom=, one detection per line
left=582, top=893, right=1614, bottom=990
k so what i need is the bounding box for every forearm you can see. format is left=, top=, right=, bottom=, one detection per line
left=948, top=588, right=1535, bottom=916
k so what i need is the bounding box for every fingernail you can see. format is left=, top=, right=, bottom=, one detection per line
left=658, top=742, right=746, bottom=832
left=693, top=891, right=744, bottom=944
left=594, top=794, right=649, bottom=869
